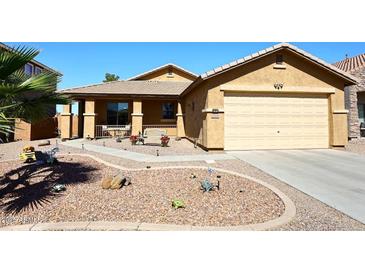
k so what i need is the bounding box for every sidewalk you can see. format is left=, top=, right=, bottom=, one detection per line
left=62, top=139, right=235, bottom=162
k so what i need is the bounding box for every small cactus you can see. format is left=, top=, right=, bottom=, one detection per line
left=172, top=199, right=185, bottom=209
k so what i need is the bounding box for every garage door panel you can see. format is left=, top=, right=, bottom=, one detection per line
left=224, top=94, right=329, bottom=150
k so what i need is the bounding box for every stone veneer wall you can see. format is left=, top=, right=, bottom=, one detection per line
left=345, top=67, right=365, bottom=139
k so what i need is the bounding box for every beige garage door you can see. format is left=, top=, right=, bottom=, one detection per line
left=224, top=93, right=329, bottom=150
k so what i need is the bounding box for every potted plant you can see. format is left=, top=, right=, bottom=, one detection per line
left=129, top=135, right=138, bottom=145
left=160, top=135, right=170, bottom=147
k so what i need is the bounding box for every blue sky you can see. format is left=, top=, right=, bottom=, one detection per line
left=5, top=42, right=365, bottom=112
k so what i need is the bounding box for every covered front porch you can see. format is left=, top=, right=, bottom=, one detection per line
left=60, top=97, right=185, bottom=140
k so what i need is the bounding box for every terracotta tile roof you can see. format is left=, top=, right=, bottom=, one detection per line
left=333, top=53, right=365, bottom=72
left=0, top=42, right=62, bottom=76
left=200, top=42, right=358, bottom=84
left=58, top=80, right=192, bottom=96
left=127, top=63, right=198, bottom=80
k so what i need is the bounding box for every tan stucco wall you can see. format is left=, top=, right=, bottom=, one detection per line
left=71, top=115, right=79, bottom=138
left=136, top=67, right=196, bottom=81
left=176, top=101, right=185, bottom=137
left=182, top=82, right=208, bottom=146
left=83, top=100, right=96, bottom=138
left=184, top=49, right=349, bottom=149
left=14, top=118, right=58, bottom=141
left=60, top=104, right=72, bottom=139
left=142, top=100, right=177, bottom=125
left=14, top=119, right=32, bottom=141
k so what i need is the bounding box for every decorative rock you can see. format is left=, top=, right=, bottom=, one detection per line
left=101, top=176, right=113, bottom=189
left=110, top=173, right=124, bottom=189
left=38, top=140, right=51, bottom=146
left=52, top=184, right=66, bottom=193
left=123, top=176, right=132, bottom=186
left=116, top=137, right=122, bottom=143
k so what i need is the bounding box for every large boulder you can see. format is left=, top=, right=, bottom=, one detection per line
left=110, top=173, right=124, bottom=189
left=101, top=176, right=113, bottom=189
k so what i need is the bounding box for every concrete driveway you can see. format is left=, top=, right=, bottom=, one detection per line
left=227, top=149, right=365, bottom=224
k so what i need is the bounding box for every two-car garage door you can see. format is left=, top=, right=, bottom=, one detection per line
left=224, top=93, right=329, bottom=150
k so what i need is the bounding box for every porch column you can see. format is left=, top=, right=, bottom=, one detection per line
left=60, top=104, right=73, bottom=139
left=83, top=100, right=96, bottom=139
left=131, top=99, right=143, bottom=135
left=176, top=101, right=185, bottom=137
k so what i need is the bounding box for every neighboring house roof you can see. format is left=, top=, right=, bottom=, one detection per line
left=127, top=63, right=198, bottom=80
left=58, top=80, right=192, bottom=97
left=0, top=42, right=62, bottom=76
left=333, top=53, right=365, bottom=72
left=200, top=43, right=358, bottom=83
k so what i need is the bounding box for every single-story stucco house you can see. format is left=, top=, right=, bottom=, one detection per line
left=58, top=42, right=358, bottom=151
left=333, top=53, right=365, bottom=139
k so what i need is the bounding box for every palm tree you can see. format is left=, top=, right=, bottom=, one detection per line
left=0, top=45, right=69, bottom=141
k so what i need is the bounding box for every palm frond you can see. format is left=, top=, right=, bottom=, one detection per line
left=0, top=46, right=39, bottom=80
left=0, top=112, right=14, bottom=140
left=0, top=44, right=69, bottom=126
left=0, top=71, right=61, bottom=101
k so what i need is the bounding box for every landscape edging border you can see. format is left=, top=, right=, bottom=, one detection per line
left=0, top=153, right=296, bottom=231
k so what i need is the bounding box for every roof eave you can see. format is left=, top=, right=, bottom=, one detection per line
left=58, top=92, right=180, bottom=99
left=199, top=43, right=358, bottom=86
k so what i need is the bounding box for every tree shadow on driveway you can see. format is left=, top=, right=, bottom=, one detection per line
left=0, top=155, right=98, bottom=215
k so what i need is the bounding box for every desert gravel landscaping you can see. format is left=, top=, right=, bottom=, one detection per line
left=1, top=138, right=365, bottom=230
left=345, top=138, right=365, bottom=155
left=0, top=155, right=284, bottom=227
left=90, top=137, right=208, bottom=156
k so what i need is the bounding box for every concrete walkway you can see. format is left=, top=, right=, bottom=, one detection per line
left=62, top=139, right=235, bottom=162
left=228, top=149, right=365, bottom=224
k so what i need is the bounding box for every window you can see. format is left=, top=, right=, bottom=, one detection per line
left=24, top=63, right=33, bottom=76
left=34, top=66, right=42, bottom=75
left=162, top=103, right=175, bottom=119
left=167, top=67, right=173, bottom=77
left=107, top=102, right=129, bottom=125
left=276, top=54, right=283, bottom=65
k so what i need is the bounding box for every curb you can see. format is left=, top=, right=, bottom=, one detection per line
left=0, top=153, right=296, bottom=231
